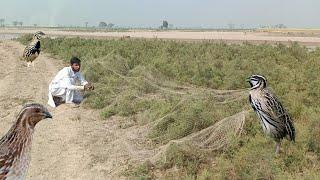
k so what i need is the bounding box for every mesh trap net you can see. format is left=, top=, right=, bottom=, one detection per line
left=175, top=110, right=248, bottom=151
left=150, top=110, right=249, bottom=164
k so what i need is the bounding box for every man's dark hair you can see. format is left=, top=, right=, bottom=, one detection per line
left=70, top=57, right=81, bottom=65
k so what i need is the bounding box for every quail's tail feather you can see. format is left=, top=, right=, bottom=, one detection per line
left=286, top=119, right=295, bottom=142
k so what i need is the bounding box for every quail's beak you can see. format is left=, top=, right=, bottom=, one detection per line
left=44, top=111, right=52, bottom=119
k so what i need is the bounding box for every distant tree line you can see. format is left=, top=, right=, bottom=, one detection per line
left=12, top=21, right=23, bottom=27
left=160, top=20, right=173, bottom=29
left=98, top=22, right=114, bottom=29
left=260, top=24, right=287, bottom=29
left=0, top=18, right=5, bottom=27
left=1, top=18, right=176, bottom=29
left=0, top=18, right=24, bottom=27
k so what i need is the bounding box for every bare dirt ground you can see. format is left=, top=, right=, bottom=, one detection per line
left=1, top=28, right=320, bottom=46
left=0, top=40, right=154, bottom=179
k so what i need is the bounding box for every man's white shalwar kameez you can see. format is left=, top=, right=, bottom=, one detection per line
left=48, top=66, right=88, bottom=107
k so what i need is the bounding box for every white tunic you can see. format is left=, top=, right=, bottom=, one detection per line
left=48, top=67, right=88, bottom=107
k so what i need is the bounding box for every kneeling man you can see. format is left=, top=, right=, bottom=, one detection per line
left=48, top=57, right=94, bottom=107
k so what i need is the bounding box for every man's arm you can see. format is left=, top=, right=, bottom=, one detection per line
left=77, top=72, right=88, bottom=86
left=61, top=77, right=85, bottom=90
left=67, top=84, right=85, bottom=90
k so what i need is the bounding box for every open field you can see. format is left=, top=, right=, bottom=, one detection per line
left=1, top=27, right=320, bottom=46
left=15, top=34, right=320, bottom=179
left=0, top=30, right=319, bottom=179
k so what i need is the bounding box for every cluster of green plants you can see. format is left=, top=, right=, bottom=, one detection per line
left=18, top=35, right=320, bottom=179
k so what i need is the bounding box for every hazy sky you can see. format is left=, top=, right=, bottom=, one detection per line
left=0, top=0, right=319, bottom=28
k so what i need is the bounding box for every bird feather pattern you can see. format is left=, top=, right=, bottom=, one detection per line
left=248, top=75, right=295, bottom=145
left=0, top=103, right=52, bottom=180
left=22, top=31, right=45, bottom=66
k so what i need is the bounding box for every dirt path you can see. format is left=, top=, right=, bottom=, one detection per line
left=0, top=40, right=153, bottom=179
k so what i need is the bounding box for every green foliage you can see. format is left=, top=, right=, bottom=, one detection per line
left=159, top=143, right=207, bottom=176
left=17, top=36, right=320, bottom=178
left=308, top=109, right=320, bottom=157
left=125, top=160, right=154, bottom=179
left=17, top=34, right=33, bottom=45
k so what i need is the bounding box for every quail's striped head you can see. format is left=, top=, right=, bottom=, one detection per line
left=0, top=103, right=52, bottom=179
left=247, top=74, right=267, bottom=89
left=17, top=103, right=52, bottom=128
left=34, top=31, right=45, bottom=40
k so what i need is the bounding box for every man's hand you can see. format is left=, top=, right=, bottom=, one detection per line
left=84, top=83, right=94, bottom=91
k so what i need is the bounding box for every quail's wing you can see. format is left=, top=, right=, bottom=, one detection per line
left=23, top=41, right=40, bottom=56
left=0, top=148, right=14, bottom=178
left=22, top=46, right=29, bottom=57
left=29, top=46, right=40, bottom=55
left=264, top=90, right=289, bottom=122
left=34, top=41, right=40, bottom=49
left=250, top=94, right=285, bottom=131
left=264, top=89, right=295, bottom=140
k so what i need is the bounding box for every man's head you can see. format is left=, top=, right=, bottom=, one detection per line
left=70, top=57, right=81, bottom=72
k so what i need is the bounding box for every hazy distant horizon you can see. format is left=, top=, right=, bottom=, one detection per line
left=0, top=0, right=319, bottom=29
